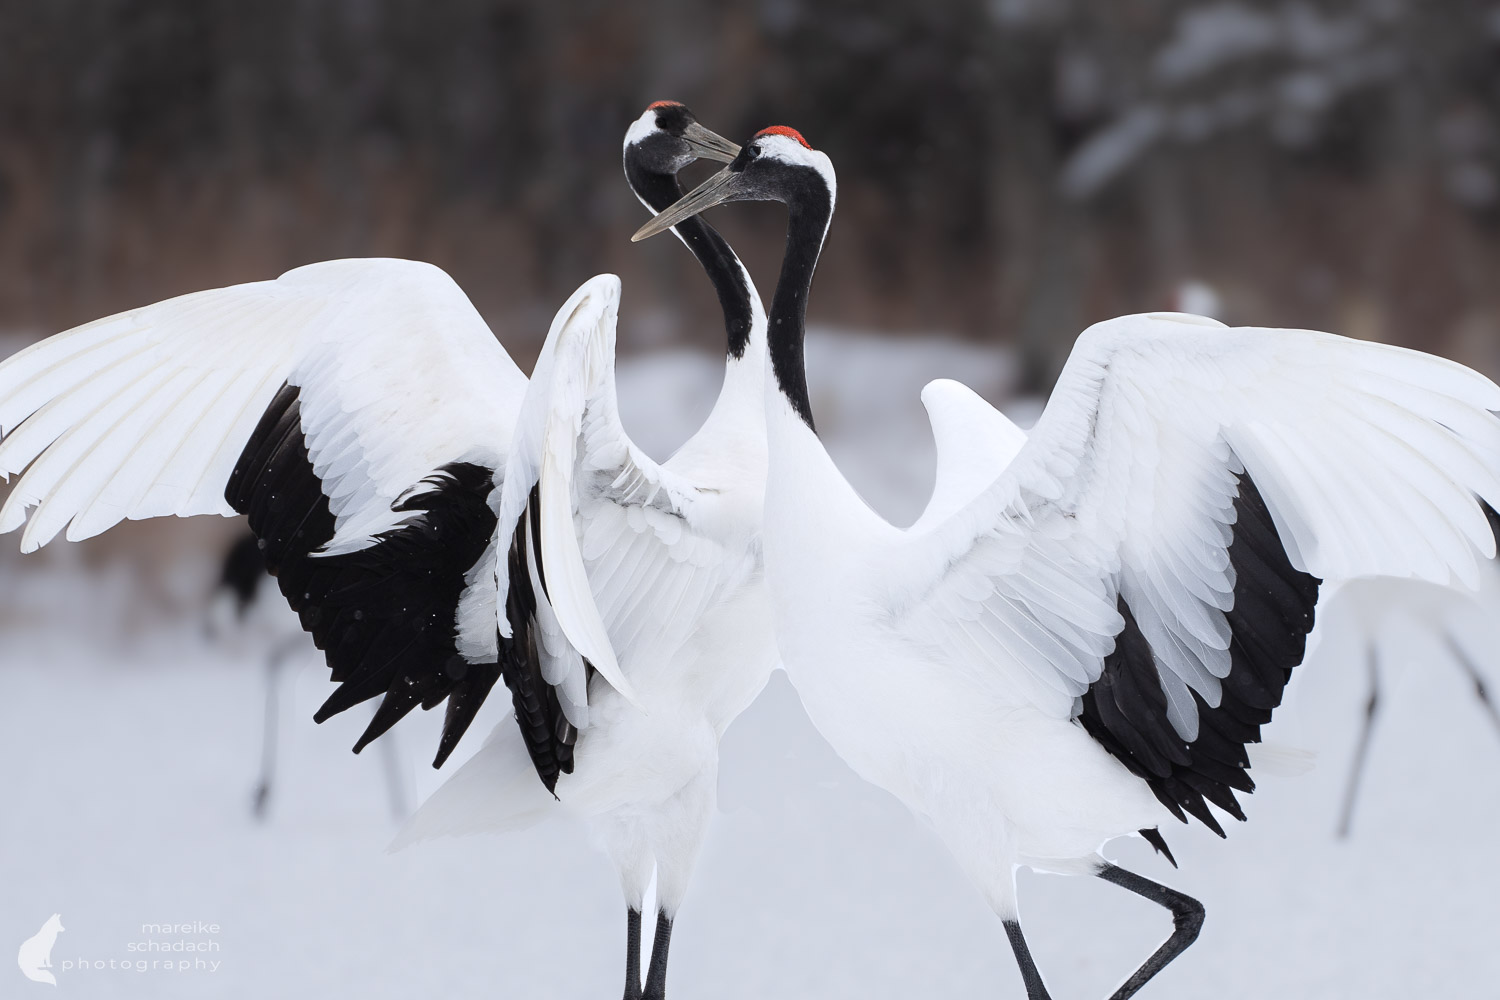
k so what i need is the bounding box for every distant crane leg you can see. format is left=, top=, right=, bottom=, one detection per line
left=1445, top=636, right=1500, bottom=739
left=1336, top=644, right=1381, bottom=839
left=1095, top=863, right=1205, bottom=1000
left=251, top=635, right=304, bottom=821
left=372, top=719, right=410, bottom=820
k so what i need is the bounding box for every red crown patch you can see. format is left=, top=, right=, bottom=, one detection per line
left=753, top=126, right=812, bottom=149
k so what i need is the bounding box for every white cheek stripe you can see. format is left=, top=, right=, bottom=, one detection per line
left=755, top=136, right=838, bottom=201
left=623, top=110, right=660, bottom=153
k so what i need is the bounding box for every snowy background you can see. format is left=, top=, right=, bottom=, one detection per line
left=6, top=2, right=1500, bottom=996
left=4, top=333, right=1499, bottom=999
left=5, top=2, right=1500, bottom=385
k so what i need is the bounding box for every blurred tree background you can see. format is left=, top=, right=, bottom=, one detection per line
left=2, top=0, right=1499, bottom=392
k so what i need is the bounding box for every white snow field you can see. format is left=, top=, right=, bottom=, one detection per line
left=3, top=331, right=1499, bottom=999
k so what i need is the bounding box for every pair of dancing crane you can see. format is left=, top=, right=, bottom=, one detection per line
left=3, top=102, right=1499, bottom=1000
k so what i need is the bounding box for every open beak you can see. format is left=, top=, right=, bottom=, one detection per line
left=682, top=121, right=740, bottom=163
left=632, top=166, right=740, bottom=242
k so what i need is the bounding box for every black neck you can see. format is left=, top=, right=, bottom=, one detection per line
left=626, top=158, right=754, bottom=359
left=767, top=176, right=831, bottom=431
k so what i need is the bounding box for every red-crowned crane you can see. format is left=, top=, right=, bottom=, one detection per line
left=0, top=103, right=770, bottom=1000
left=398, top=101, right=780, bottom=1000
left=635, top=126, right=1500, bottom=999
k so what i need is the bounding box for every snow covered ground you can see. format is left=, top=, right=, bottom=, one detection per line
left=3, top=334, right=1499, bottom=998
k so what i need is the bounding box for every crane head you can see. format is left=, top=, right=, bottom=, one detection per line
left=632, top=125, right=837, bottom=242
left=623, top=101, right=740, bottom=178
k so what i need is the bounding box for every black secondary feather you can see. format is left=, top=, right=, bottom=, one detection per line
left=1078, top=470, right=1321, bottom=836
left=225, top=382, right=503, bottom=768
left=498, top=483, right=584, bottom=794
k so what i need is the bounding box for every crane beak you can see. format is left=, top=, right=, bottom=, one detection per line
left=682, top=122, right=740, bottom=163
left=631, top=166, right=739, bottom=242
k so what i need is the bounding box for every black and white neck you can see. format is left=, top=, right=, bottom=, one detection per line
left=625, top=123, right=835, bottom=445
left=730, top=131, right=878, bottom=547
left=738, top=129, right=837, bottom=432
left=622, top=106, right=764, bottom=365
left=623, top=106, right=767, bottom=441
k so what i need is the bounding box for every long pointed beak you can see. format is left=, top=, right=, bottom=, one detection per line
left=681, top=121, right=740, bottom=163
left=631, top=166, right=739, bottom=242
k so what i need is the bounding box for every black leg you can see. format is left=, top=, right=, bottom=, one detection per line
left=641, top=911, right=673, bottom=1000
left=1446, top=637, right=1500, bottom=738
left=1003, top=919, right=1052, bottom=1000
left=623, top=908, right=643, bottom=1000
left=1337, top=643, right=1381, bottom=838
left=250, top=643, right=287, bottom=821
left=1096, top=864, right=1205, bottom=1000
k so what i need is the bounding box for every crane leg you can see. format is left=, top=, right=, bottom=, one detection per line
left=622, top=908, right=643, bottom=1000
left=1003, top=919, right=1052, bottom=1000
left=1336, top=644, right=1381, bottom=838
left=371, top=712, right=410, bottom=820
left=1095, top=863, right=1204, bottom=1000
left=1444, top=637, right=1500, bottom=739
left=249, top=641, right=286, bottom=821
left=641, top=911, right=674, bottom=1000
left=251, top=637, right=300, bottom=821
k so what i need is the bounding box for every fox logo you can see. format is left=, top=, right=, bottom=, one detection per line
left=17, top=914, right=64, bottom=986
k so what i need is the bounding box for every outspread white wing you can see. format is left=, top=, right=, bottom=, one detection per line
left=0, top=258, right=533, bottom=764
left=885, top=313, right=1500, bottom=740
left=0, top=257, right=525, bottom=551
left=499, top=275, right=761, bottom=710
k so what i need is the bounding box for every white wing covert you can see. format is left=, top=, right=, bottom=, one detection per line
left=0, top=258, right=532, bottom=766
left=886, top=313, right=1500, bottom=832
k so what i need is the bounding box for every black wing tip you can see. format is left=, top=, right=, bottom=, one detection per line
left=315, top=680, right=382, bottom=724
left=430, top=664, right=503, bottom=769
left=230, top=382, right=504, bottom=765
left=233, top=384, right=575, bottom=787
left=1139, top=827, right=1178, bottom=868
left=352, top=713, right=393, bottom=755
left=1178, top=791, right=1229, bottom=838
